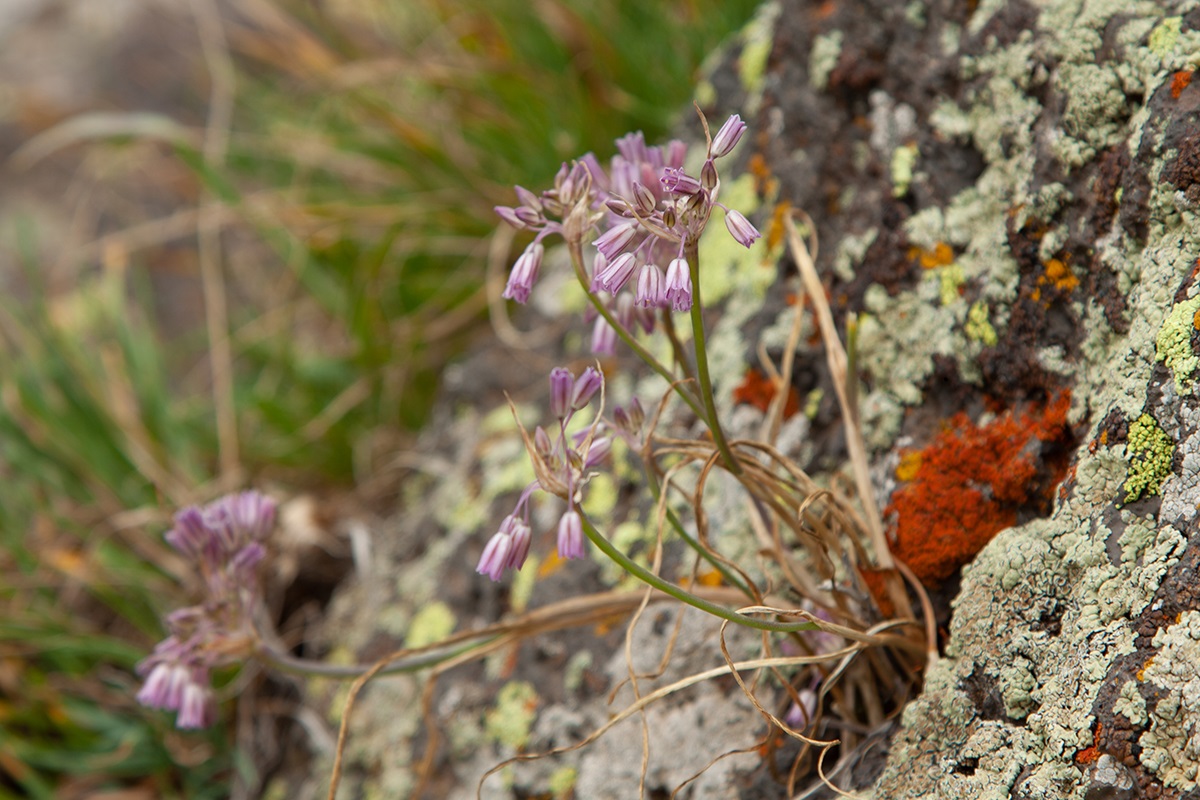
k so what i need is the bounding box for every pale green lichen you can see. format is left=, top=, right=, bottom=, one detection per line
left=1139, top=609, right=1200, bottom=790
left=1124, top=413, right=1175, bottom=503
left=965, top=300, right=998, bottom=346
left=1114, top=679, right=1148, bottom=725
left=563, top=650, right=592, bottom=693
left=1053, top=62, right=1129, bottom=168
left=891, top=143, right=919, bottom=197
left=547, top=766, right=578, bottom=797
left=809, top=30, right=844, bottom=91
left=833, top=226, right=878, bottom=282
left=1155, top=293, right=1200, bottom=391
left=404, top=600, right=456, bottom=648
left=485, top=681, right=539, bottom=749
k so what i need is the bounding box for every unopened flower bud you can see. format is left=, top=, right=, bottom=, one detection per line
left=571, top=367, right=603, bottom=410
left=591, top=316, right=617, bottom=356
left=495, top=205, right=526, bottom=230
left=514, top=185, right=541, bottom=211
left=632, top=182, right=657, bottom=215
left=549, top=367, right=573, bottom=419
left=605, top=198, right=635, bottom=218
left=700, top=159, right=719, bottom=192
left=584, top=436, right=611, bottom=468
left=710, top=114, right=747, bottom=158
left=534, top=426, right=554, bottom=461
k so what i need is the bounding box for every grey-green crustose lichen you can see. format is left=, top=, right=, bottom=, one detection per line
left=1124, top=413, right=1176, bottom=503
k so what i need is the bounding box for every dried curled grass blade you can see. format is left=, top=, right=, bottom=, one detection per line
left=784, top=211, right=889, bottom=572
left=474, top=645, right=861, bottom=798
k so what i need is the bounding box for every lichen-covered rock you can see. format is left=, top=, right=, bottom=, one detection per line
left=703, top=0, right=1200, bottom=797
left=306, top=0, right=1200, bottom=796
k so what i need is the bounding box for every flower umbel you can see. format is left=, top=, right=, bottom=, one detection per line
left=476, top=366, right=609, bottom=581
left=136, top=490, right=276, bottom=728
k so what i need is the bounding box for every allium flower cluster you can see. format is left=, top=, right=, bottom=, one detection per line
left=136, top=490, right=275, bottom=728
left=477, top=366, right=610, bottom=581
left=495, top=114, right=761, bottom=348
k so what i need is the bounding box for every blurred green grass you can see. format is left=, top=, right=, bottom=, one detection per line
left=0, top=0, right=759, bottom=795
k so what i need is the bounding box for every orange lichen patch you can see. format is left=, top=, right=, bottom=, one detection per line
left=887, top=392, right=1073, bottom=587
left=1031, top=257, right=1079, bottom=302
left=733, top=367, right=801, bottom=419
left=908, top=241, right=955, bottom=269
left=766, top=200, right=793, bottom=253
left=1172, top=69, right=1194, bottom=99
left=1137, top=655, right=1154, bottom=682
left=1075, top=722, right=1104, bottom=764
left=537, top=550, right=567, bottom=578
left=1192, top=307, right=1200, bottom=331
left=682, top=570, right=725, bottom=589
left=857, top=567, right=899, bottom=617
left=748, top=152, right=779, bottom=198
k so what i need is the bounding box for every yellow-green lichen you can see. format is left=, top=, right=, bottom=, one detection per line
left=510, top=553, right=539, bottom=612
left=696, top=174, right=774, bottom=304
left=1124, top=414, right=1175, bottom=503
left=1155, top=293, right=1200, bottom=391
left=403, top=601, right=456, bottom=648
left=938, top=263, right=965, bottom=306
left=485, top=681, right=539, bottom=749
left=965, top=300, right=998, bottom=346
left=1149, top=16, right=1182, bottom=56
left=891, top=142, right=919, bottom=197
left=803, top=387, right=823, bottom=419
left=737, top=2, right=779, bottom=112
left=548, top=766, right=578, bottom=797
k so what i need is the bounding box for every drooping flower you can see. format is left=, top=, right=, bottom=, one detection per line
left=723, top=209, right=761, bottom=248
left=664, top=257, right=693, bottom=311
left=502, top=243, right=544, bottom=303
left=557, top=510, right=586, bottom=560
left=636, top=263, right=665, bottom=308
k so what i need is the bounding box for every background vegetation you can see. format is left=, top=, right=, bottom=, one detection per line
left=0, top=0, right=759, bottom=796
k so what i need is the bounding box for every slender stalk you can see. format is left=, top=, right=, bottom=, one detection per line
left=640, top=461, right=754, bottom=598
left=684, top=241, right=741, bottom=474
left=659, top=306, right=696, bottom=385
left=578, top=511, right=816, bottom=634
left=256, top=638, right=493, bottom=678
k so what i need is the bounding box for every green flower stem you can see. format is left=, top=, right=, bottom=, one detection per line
left=578, top=511, right=817, bottom=634
left=255, top=637, right=496, bottom=679
left=567, top=242, right=706, bottom=422
left=684, top=242, right=741, bottom=475
left=639, top=462, right=754, bottom=598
